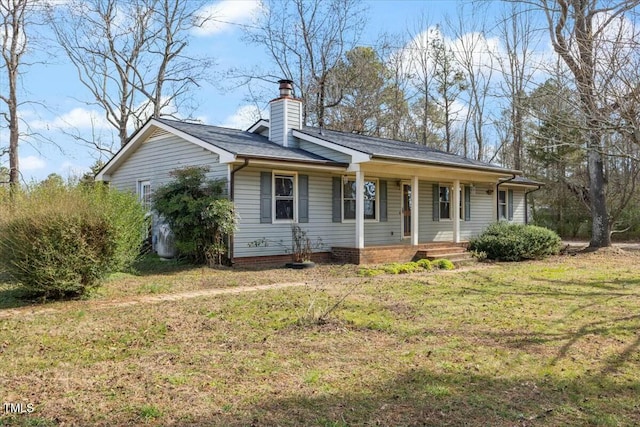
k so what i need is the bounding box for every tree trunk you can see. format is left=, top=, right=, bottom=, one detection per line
left=588, top=132, right=610, bottom=247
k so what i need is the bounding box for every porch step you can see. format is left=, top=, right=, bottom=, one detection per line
left=415, top=244, right=476, bottom=267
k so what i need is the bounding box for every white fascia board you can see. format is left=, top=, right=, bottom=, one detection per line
left=96, top=119, right=236, bottom=181
left=241, top=158, right=347, bottom=172
left=247, top=119, right=270, bottom=134
left=292, top=129, right=371, bottom=163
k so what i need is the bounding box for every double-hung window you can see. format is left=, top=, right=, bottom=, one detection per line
left=274, top=173, right=296, bottom=221
left=433, top=184, right=470, bottom=222
left=439, top=186, right=451, bottom=220
left=498, top=190, right=508, bottom=220
left=343, top=178, right=378, bottom=221
left=138, top=180, right=152, bottom=211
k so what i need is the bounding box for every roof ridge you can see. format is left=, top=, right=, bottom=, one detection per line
left=155, top=117, right=250, bottom=133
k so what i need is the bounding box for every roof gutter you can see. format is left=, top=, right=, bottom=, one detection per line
left=228, top=158, right=250, bottom=265
left=496, top=174, right=517, bottom=221
left=524, top=184, right=543, bottom=224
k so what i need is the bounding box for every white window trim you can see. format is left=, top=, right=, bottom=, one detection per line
left=439, top=185, right=452, bottom=221
left=272, top=171, right=298, bottom=223
left=342, top=177, right=379, bottom=223
left=459, top=186, right=465, bottom=222
left=437, top=184, right=467, bottom=222
left=138, top=180, right=151, bottom=211
left=498, top=189, right=508, bottom=221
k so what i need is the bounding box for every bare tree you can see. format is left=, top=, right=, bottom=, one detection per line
left=494, top=2, right=542, bottom=170
left=429, top=28, right=467, bottom=153
left=447, top=4, right=495, bottom=160
left=0, top=0, right=29, bottom=191
left=47, top=0, right=213, bottom=152
left=246, top=0, right=366, bottom=129
left=534, top=0, right=640, bottom=248
left=405, top=15, right=443, bottom=147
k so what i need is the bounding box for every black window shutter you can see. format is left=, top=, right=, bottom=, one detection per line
left=260, top=172, right=272, bottom=223
left=432, top=183, right=439, bottom=222
left=298, top=174, right=309, bottom=223
left=379, top=180, right=387, bottom=222
left=332, top=177, right=342, bottom=223
left=508, top=189, right=514, bottom=221
left=464, top=185, right=471, bottom=221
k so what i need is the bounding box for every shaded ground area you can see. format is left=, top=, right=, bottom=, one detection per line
left=1, top=251, right=639, bottom=426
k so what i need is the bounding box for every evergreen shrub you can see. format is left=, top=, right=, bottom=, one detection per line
left=468, top=222, right=561, bottom=262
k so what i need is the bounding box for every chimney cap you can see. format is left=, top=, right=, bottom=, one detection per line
left=278, top=79, right=294, bottom=98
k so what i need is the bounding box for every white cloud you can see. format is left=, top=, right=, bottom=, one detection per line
left=31, top=108, right=111, bottom=131
left=20, top=156, right=47, bottom=171
left=219, top=104, right=266, bottom=130
left=193, top=0, right=262, bottom=36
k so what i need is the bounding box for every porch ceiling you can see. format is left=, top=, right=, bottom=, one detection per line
left=357, top=160, right=515, bottom=183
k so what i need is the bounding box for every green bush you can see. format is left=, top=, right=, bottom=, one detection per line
left=432, top=259, right=455, bottom=270
left=468, top=222, right=562, bottom=262
left=152, top=167, right=235, bottom=264
left=416, top=259, right=433, bottom=270
left=0, top=183, right=147, bottom=298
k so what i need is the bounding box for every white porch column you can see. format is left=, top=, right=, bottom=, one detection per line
left=452, top=179, right=461, bottom=243
left=355, top=170, right=365, bottom=249
left=411, top=176, right=419, bottom=246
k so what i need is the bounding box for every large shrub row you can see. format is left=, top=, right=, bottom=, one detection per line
left=0, top=182, right=148, bottom=298
left=469, top=222, right=561, bottom=261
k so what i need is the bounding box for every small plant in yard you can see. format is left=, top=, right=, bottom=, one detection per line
left=138, top=404, right=162, bottom=421
left=249, top=224, right=324, bottom=266
left=358, top=258, right=451, bottom=276
left=469, top=222, right=562, bottom=261
left=432, top=259, right=455, bottom=270
left=296, top=282, right=360, bottom=326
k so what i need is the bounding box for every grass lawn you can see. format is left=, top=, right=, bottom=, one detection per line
left=1, top=251, right=639, bottom=426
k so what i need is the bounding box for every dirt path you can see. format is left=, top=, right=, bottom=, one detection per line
left=0, top=281, right=311, bottom=320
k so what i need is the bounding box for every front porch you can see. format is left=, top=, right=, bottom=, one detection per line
left=332, top=242, right=470, bottom=265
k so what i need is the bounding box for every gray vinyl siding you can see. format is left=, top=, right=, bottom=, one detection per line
left=109, top=134, right=228, bottom=193
left=419, top=182, right=496, bottom=242
left=298, top=140, right=352, bottom=163
left=233, top=167, right=405, bottom=258
left=269, top=103, right=284, bottom=146
left=508, top=187, right=526, bottom=224
left=286, top=102, right=302, bottom=148
left=234, top=171, right=528, bottom=257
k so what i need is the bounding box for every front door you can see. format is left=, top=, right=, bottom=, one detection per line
left=402, top=183, right=411, bottom=238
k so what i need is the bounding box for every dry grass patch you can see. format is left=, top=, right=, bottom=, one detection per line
left=1, top=251, right=640, bottom=426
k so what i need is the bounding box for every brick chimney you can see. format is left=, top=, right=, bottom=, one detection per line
left=269, top=79, right=302, bottom=148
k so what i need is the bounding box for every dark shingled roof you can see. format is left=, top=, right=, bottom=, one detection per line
left=156, top=118, right=521, bottom=174
left=295, top=127, right=519, bottom=173
left=155, top=118, right=339, bottom=164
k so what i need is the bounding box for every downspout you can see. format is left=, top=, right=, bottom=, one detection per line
left=228, top=158, right=249, bottom=265
left=524, top=185, right=542, bottom=224
left=496, top=174, right=517, bottom=221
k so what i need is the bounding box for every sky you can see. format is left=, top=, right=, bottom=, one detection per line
left=2, top=0, right=518, bottom=182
